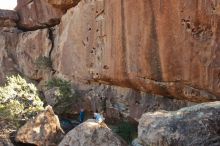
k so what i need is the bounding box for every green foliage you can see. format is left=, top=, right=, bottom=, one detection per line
left=46, top=78, right=78, bottom=114
left=113, top=121, right=137, bottom=144
left=0, top=75, right=44, bottom=125
left=47, top=78, right=73, bottom=99
left=35, top=56, right=52, bottom=69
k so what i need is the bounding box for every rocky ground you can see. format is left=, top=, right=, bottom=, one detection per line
left=1, top=101, right=220, bottom=146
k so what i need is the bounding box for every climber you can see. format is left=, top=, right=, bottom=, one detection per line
left=79, top=108, right=85, bottom=123
left=94, top=112, right=104, bottom=123
left=94, top=112, right=107, bottom=127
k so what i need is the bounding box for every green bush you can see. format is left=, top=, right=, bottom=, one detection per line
left=114, top=121, right=137, bottom=144
left=35, top=56, right=52, bottom=69
left=0, top=75, right=44, bottom=126
left=47, top=78, right=73, bottom=99
left=46, top=78, right=78, bottom=114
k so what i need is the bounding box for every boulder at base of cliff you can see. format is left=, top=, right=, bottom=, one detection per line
left=15, top=106, right=64, bottom=146
left=138, top=101, right=220, bottom=146
left=59, top=119, right=128, bottom=146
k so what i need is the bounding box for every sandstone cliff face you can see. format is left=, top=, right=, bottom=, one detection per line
left=0, top=0, right=219, bottom=114
left=1, top=2, right=220, bottom=145
left=0, top=0, right=220, bottom=144
left=51, top=0, right=220, bottom=102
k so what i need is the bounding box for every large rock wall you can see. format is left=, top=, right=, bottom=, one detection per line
left=1, top=0, right=220, bottom=103
left=0, top=6, right=194, bottom=122
left=51, top=0, right=220, bottom=102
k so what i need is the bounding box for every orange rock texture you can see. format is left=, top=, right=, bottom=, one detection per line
left=1, top=0, right=220, bottom=102
left=52, top=0, right=220, bottom=102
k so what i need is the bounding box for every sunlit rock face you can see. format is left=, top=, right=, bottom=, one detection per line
left=15, top=106, right=64, bottom=146
left=51, top=0, right=220, bottom=102
left=16, top=0, right=64, bottom=30
left=137, top=101, right=220, bottom=146
left=59, top=119, right=127, bottom=146
left=0, top=9, right=18, bottom=27
left=80, top=83, right=194, bottom=121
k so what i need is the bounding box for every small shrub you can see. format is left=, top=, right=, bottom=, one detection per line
left=35, top=56, right=52, bottom=69
left=114, top=121, right=137, bottom=144
left=47, top=78, right=72, bottom=98
left=0, top=75, right=44, bottom=126
left=46, top=78, right=78, bottom=114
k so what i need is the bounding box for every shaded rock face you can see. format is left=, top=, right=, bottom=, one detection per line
left=16, top=0, right=64, bottom=30
left=0, top=29, right=19, bottom=84
left=15, top=28, right=53, bottom=80
left=52, top=0, right=220, bottom=102
left=15, top=106, right=64, bottom=146
left=138, top=101, right=220, bottom=146
left=0, top=9, right=18, bottom=27
left=80, top=84, right=194, bottom=121
left=58, top=119, right=127, bottom=146
left=42, top=82, right=194, bottom=121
